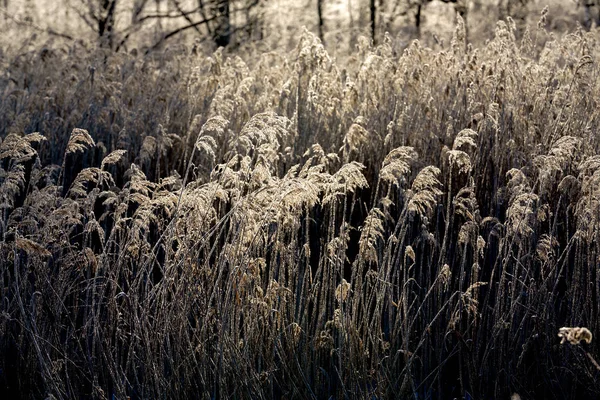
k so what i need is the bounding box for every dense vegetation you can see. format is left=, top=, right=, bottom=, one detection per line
left=1, top=9, right=600, bottom=399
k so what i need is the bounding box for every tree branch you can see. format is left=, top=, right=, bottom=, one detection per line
left=135, top=6, right=203, bottom=24
left=169, top=0, right=203, bottom=36
left=148, top=14, right=219, bottom=53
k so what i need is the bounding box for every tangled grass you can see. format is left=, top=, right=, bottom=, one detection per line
left=1, top=14, right=600, bottom=400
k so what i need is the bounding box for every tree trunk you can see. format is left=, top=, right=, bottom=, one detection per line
left=457, top=0, right=468, bottom=43
left=370, top=0, right=376, bottom=44
left=415, top=3, right=422, bottom=37
left=317, top=0, right=324, bottom=42
left=155, top=0, right=162, bottom=36
left=498, top=0, right=507, bottom=20
left=99, top=0, right=117, bottom=49
left=584, top=3, right=600, bottom=29
left=214, top=0, right=230, bottom=47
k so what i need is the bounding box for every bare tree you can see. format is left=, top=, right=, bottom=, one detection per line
left=379, top=0, right=469, bottom=39
left=65, top=0, right=125, bottom=49
left=60, top=0, right=262, bottom=51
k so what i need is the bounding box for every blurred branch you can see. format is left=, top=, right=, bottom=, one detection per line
left=169, top=0, right=203, bottom=36
left=197, top=0, right=214, bottom=35
left=68, top=1, right=98, bottom=32
left=0, top=6, right=75, bottom=40
left=146, top=1, right=264, bottom=52
left=135, top=6, right=203, bottom=23
left=586, top=351, right=600, bottom=372
left=148, top=14, right=219, bottom=52
left=132, top=0, right=150, bottom=21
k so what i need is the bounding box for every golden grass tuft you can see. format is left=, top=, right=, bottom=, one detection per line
left=65, top=128, right=95, bottom=154
left=558, top=327, right=593, bottom=345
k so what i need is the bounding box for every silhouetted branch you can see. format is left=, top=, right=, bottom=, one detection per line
left=148, top=14, right=220, bottom=52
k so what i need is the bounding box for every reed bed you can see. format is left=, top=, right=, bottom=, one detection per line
left=1, top=12, right=599, bottom=399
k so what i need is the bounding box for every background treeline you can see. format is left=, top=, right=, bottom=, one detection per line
left=1, top=2, right=600, bottom=400
left=1, top=1, right=600, bottom=53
